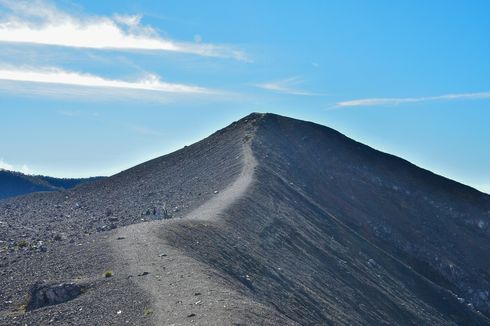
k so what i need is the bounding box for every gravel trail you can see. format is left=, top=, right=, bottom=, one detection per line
left=109, top=142, right=290, bottom=325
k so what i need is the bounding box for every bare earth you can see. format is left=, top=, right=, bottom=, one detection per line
left=112, top=143, right=293, bottom=325
left=1, top=113, right=489, bottom=325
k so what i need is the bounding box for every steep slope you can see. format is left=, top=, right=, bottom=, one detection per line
left=111, top=142, right=297, bottom=325
left=161, top=113, right=490, bottom=325
left=0, top=170, right=102, bottom=200
left=0, top=114, right=266, bottom=325
left=0, top=113, right=489, bottom=325
left=252, top=114, right=490, bottom=314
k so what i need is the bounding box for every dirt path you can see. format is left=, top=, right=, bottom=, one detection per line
left=108, top=143, right=285, bottom=325
left=184, top=144, right=256, bottom=221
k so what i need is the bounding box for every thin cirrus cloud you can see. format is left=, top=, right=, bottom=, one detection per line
left=337, top=92, right=490, bottom=107
left=0, top=66, right=214, bottom=94
left=0, top=0, right=248, bottom=61
left=255, top=77, right=323, bottom=96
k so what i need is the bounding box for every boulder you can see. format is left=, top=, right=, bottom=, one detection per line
left=27, top=282, right=83, bottom=310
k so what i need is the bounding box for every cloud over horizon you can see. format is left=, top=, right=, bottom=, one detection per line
left=0, top=66, right=214, bottom=94
left=337, top=92, right=490, bottom=107
left=0, top=158, right=33, bottom=174
left=0, top=0, right=248, bottom=61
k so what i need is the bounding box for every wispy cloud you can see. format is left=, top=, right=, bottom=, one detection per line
left=337, top=92, right=490, bottom=107
left=0, top=158, right=33, bottom=174
left=0, top=66, right=213, bottom=94
left=0, top=0, right=248, bottom=61
left=255, top=77, right=322, bottom=96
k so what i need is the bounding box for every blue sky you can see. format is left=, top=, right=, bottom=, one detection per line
left=0, top=0, right=489, bottom=194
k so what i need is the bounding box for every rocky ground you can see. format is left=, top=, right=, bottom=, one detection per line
left=0, top=113, right=489, bottom=325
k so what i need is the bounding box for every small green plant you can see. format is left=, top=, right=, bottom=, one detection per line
left=17, top=240, right=29, bottom=248
left=104, top=270, right=113, bottom=278
left=144, top=308, right=154, bottom=316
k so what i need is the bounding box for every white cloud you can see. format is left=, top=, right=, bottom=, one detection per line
left=0, top=66, right=213, bottom=94
left=337, top=92, right=490, bottom=107
left=113, top=14, right=142, bottom=27
left=255, top=77, right=322, bottom=96
left=0, top=158, right=13, bottom=171
left=0, top=0, right=248, bottom=61
left=19, top=164, right=33, bottom=174
left=0, top=158, right=33, bottom=174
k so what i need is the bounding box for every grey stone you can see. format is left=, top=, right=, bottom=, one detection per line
left=27, top=282, right=83, bottom=311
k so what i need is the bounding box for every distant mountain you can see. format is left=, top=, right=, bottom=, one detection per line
left=0, top=170, right=103, bottom=200
left=0, top=113, right=488, bottom=325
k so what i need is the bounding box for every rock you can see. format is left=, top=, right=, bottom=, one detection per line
left=97, top=224, right=116, bottom=232
left=367, top=258, right=377, bottom=266
left=213, top=190, right=219, bottom=194
left=27, top=282, right=83, bottom=311
left=187, top=313, right=196, bottom=318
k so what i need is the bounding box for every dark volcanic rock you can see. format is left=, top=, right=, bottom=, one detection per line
left=0, top=113, right=489, bottom=325
left=27, top=282, right=83, bottom=311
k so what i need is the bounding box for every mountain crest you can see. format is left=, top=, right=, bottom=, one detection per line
left=0, top=113, right=488, bottom=325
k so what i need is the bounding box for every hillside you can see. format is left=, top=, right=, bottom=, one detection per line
left=0, top=113, right=488, bottom=325
left=0, top=170, right=102, bottom=200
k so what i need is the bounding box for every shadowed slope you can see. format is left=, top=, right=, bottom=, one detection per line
left=252, top=114, right=490, bottom=314
left=1, top=113, right=488, bottom=325
left=111, top=139, right=298, bottom=325
left=163, top=113, right=490, bottom=325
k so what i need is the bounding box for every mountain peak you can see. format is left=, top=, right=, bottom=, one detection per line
left=1, top=113, right=489, bottom=325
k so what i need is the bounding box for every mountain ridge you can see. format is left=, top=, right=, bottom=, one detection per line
left=0, top=169, right=103, bottom=200
left=0, top=112, right=488, bottom=325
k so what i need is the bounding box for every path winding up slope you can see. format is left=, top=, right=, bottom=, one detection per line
left=113, top=114, right=489, bottom=325
left=111, top=142, right=295, bottom=325
left=1, top=113, right=489, bottom=325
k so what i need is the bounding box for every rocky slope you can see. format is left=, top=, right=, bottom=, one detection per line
left=0, top=113, right=489, bottom=325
